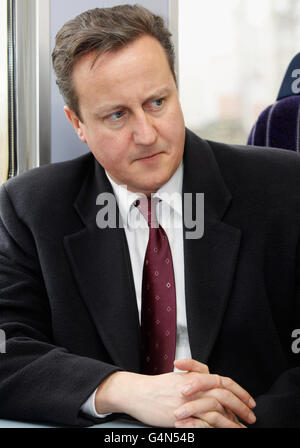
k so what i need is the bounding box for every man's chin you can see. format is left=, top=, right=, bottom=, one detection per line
left=126, top=180, right=167, bottom=195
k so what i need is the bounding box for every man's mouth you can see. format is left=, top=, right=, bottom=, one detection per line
left=138, top=152, right=163, bottom=162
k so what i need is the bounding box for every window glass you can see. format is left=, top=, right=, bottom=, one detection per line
left=178, top=0, right=300, bottom=144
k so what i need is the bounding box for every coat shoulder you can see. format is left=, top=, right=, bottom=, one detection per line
left=207, top=139, right=300, bottom=194
left=1, top=153, right=94, bottom=208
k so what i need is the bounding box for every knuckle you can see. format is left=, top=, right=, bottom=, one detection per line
left=213, top=374, right=222, bottom=387
left=182, top=418, right=197, bottom=428
left=241, top=403, right=251, bottom=418
left=182, top=403, right=192, bottom=416
left=201, top=364, right=209, bottom=374
left=211, top=387, right=229, bottom=401
left=222, top=376, right=233, bottom=388
left=191, top=371, right=201, bottom=380
left=221, top=389, right=232, bottom=401
left=191, top=373, right=204, bottom=388
left=186, top=373, right=198, bottom=387
left=210, top=397, right=221, bottom=411
left=208, top=411, right=219, bottom=425
left=201, top=420, right=211, bottom=428
left=191, top=419, right=199, bottom=428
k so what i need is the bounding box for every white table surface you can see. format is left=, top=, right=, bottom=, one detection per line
left=0, top=418, right=149, bottom=429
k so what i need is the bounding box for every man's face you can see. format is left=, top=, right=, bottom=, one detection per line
left=65, top=35, right=186, bottom=195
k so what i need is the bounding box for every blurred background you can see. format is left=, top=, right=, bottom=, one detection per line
left=179, top=0, right=300, bottom=144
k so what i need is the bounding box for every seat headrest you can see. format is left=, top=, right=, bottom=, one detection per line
left=277, top=52, right=300, bottom=100
left=247, top=96, right=300, bottom=152
left=247, top=53, right=300, bottom=152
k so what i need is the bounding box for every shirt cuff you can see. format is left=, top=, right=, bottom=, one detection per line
left=80, top=387, right=112, bottom=418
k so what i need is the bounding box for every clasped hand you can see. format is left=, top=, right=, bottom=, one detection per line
left=172, top=359, right=256, bottom=428
left=123, top=359, right=256, bottom=428
left=96, top=358, right=256, bottom=428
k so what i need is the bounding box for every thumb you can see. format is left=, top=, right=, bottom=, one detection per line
left=174, top=358, right=209, bottom=374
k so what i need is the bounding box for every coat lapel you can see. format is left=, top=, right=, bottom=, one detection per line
left=63, top=159, right=141, bottom=372
left=63, top=129, right=241, bottom=371
left=183, top=130, right=242, bottom=364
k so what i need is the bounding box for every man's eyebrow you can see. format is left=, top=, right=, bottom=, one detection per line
left=144, top=86, right=171, bottom=102
left=94, top=87, right=171, bottom=116
left=94, top=103, right=125, bottom=116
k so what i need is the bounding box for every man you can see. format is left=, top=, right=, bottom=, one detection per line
left=0, top=5, right=300, bottom=428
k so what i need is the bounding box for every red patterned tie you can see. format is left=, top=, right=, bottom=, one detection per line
left=137, top=197, right=176, bottom=375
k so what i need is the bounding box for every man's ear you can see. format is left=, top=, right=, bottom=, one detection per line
left=64, top=106, right=87, bottom=143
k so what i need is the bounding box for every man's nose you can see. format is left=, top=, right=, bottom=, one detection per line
left=132, top=112, right=157, bottom=146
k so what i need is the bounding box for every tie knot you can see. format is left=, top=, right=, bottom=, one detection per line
left=136, top=196, right=159, bottom=228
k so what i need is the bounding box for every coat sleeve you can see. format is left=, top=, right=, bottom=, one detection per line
left=0, top=184, right=123, bottom=427
left=250, top=238, right=300, bottom=428
left=250, top=368, right=300, bottom=427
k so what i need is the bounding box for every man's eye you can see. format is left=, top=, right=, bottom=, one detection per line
left=107, top=110, right=125, bottom=121
left=151, top=98, right=164, bottom=108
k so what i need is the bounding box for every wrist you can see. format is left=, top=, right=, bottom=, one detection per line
left=95, top=371, right=139, bottom=415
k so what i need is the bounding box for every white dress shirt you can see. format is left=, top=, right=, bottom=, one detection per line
left=81, top=162, right=192, bottom=418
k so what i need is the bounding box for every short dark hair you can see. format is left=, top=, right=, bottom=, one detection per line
left=52, top=4, right=176, bottom=120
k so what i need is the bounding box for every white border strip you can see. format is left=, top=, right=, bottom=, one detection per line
left=169, top=0, right=179, bottom=85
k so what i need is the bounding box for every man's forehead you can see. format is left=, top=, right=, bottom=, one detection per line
left=72, top=35, right=175, bottom=112
left=73, top=35, right=170, bottom=78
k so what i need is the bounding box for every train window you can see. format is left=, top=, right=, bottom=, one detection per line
left=0, top=0, right=9, bottom=183
left=178, top=0, right=300, bottom=145
left=0, top=0, right=51, bottom=181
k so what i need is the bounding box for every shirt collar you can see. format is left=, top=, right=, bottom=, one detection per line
left=105, top=162, right=183, bottom=227
left=153, top=162, right=183, bottom=218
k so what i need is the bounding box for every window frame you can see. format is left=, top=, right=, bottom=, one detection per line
left=0, top=0, right=9, bottom=183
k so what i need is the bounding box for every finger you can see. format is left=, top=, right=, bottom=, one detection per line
left=174, top=358, right=209, bottom=374
left=198, top=411, right=247, bottom=428
left=220, top=376, right=256, bottom=409
left=175, top=400, right=247, bottom=428
left=180, top=373, right=256, bottom=409
left=225, top=408, right=240, bottom=424
left=224, top=407, right=248, bottom=427
left=175, top=414, right=245, bottom=429
left=175, top=418, right=213, bottom=429
left=174, top=391, right=255, bottom=426
left=175, top=396, right=226, bottom=421
left=202, top=388, right=256, bottom=425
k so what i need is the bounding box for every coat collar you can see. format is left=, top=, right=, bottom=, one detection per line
left=64, top=158, right=141, bottom=372
left=64, top=129, right=241, bottom=370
